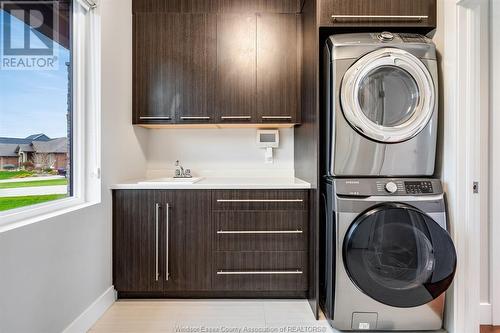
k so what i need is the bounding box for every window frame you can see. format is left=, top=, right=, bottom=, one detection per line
left=0, top=0, right=101, bottom=233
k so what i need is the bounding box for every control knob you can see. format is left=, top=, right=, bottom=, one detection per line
left=385, top=182, right=398, bottom=194
left=378, top=31, right=395, bottom=42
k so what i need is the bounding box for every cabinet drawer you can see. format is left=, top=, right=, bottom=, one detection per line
left=213, top=251, right=307, bottom=291
left=214, top=211, right=307, bottom=251
left=212, top=190, right=308, bottom=211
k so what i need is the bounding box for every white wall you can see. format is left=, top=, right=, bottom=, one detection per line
left=489, top=0, right=500, bottom=325
left=436, top=0, right=490, bottom=331
left=146, top=128, right=295, bottom=177
left=0, top=1, right=148, bottom=331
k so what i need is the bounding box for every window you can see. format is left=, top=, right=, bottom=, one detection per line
left=0, top=0, right=100, bottom=230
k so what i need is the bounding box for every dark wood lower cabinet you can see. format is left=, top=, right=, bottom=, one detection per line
left=113, top=190, right=165, bottom=292
left=113, top=189, right=309, bottom=298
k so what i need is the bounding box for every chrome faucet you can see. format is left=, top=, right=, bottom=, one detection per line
left=174, top=160, right=192, bottom=178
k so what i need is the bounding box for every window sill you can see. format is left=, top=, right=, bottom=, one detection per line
left=0, top=197, right=100, bottom=233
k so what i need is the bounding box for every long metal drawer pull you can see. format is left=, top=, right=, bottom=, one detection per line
left=216, top=199, right=303, bottom=203
left=165, top=203, right=170, bottom=281
left=262, top=116, right=292, bottom=120
left=140, top=116, right=172, bottom=120
left=217, top=230, right=303, bottom=234
left=217, top=270, right=303, bottom=275
left=180, top=116, right=211, bottom=120
left=331, top=15, right=428, bottom=21
left=220, top=116, right=252, bottom=120
left=155, top=203, right=160, bottom=281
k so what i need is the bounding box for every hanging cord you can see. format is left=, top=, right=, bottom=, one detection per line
left=84, top=0, right=97, bottom=9
left=77, top=0, right=97, bottom=10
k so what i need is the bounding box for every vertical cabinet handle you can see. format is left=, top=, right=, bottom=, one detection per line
left=165, top=203, right=170, bottom=281
left=154, top=203, right=160, bottom=281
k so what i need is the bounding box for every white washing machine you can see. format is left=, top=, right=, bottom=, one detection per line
left=324, top=32, right=439, bottom=177
left=320, top=178, right=456, bottom=331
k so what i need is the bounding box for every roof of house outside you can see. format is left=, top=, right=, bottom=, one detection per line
left=25, top=134, right=51, bottom=141
left=32, top=138, right=67, bottom=154
left=0, top=134, right=51, bottom=145
left=0, top=144, right=19, bottom=157
left=17, top=144, right=36, bottom=153
left=0, top=134, right=68, bottom=157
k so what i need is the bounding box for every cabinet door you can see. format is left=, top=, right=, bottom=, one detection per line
left=319, top=0, right=436, bottom=28
left=159, top=190, right=213, bottom=291
left=176, top=190, right=212, bottom=290
left=215, top=14, right=257, bottom=123
left=257, top=14, right=299, bottom=124
left=113, top=190, right=164, bottom=292
left=175, top=14, right=217, bottom=124
left=133, top=14, right=177, bottom=124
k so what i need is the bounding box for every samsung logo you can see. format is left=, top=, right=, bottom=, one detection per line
left=345, top=180, right=360, bottom=184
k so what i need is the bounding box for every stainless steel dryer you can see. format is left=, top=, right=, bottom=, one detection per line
left=320, top=178, right=456, bottom=331
left=324, top=32, right=439, bottom=176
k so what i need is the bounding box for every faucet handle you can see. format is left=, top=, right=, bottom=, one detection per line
left=185, top=169, right=192, bottom=178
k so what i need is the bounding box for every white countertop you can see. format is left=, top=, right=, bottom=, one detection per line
left=110, top=177, right=311, bottom=190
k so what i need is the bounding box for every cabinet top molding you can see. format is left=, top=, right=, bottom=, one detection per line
left=133, top=0, right=302, bottom=14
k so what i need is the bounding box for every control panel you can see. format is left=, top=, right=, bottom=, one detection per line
left=404, top=181, right=434, bottom=194
left=333, top=178, right=443, bottom=197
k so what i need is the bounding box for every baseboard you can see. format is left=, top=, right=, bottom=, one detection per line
left=480, top=302, right=492, bottom=325
left=63, top=286, right=116, bottom=333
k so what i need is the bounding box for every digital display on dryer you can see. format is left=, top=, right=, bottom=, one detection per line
left=405, top=181, right=434, bottom=194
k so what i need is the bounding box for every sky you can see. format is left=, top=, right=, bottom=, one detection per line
left=0, top=9, right=70, bottom=139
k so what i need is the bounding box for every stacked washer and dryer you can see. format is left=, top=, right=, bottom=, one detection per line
left=320, top=32, right=457, bottom=332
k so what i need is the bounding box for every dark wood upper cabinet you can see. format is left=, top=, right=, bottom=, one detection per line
left=132, top=1, right=302, bottom=127
left=215, top=14, right=257, bottom=123
left=319, top=0, right=437, bottom=28
left=133, top=14, right=177, bottom=124
left=257, top=14, right=300, bottom=123
left=175, top=14, right=217, bottom=123
left=134, top=13, right=217, bottom=125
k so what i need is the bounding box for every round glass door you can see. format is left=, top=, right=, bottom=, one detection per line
left=343, top=203, right=456, bottom=308
left=341, top=48, right=436, bottom=143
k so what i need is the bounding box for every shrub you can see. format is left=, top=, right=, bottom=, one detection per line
left=2, top=164, right=16, bottom=170
left=22, top=161, right=34, bottom=171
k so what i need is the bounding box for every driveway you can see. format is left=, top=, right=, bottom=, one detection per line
left=0, top=185, right=68, bottom=197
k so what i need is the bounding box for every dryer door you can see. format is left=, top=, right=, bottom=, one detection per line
left=343, top=203, right=456, bottom=308
left=341, top=48, right=436, bottom=143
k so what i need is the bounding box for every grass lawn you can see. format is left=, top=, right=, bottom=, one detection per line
left=0, top=194, right=67, bottom=212
left=0, top=171, right=33, bottom=180
left=0, top=178, right=68, bottom=189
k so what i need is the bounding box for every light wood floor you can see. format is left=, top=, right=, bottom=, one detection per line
left=90, top=300, right=333, bottom=333
left=91, top=300, right=498, bottom=333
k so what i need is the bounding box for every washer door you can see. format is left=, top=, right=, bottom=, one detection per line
left=343, top=203, right=456, bottom=308
left=341, top=48, right=435, bottom=143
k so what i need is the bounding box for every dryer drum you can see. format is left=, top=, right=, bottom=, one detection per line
left=343, top=202, right=457, bottom=308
